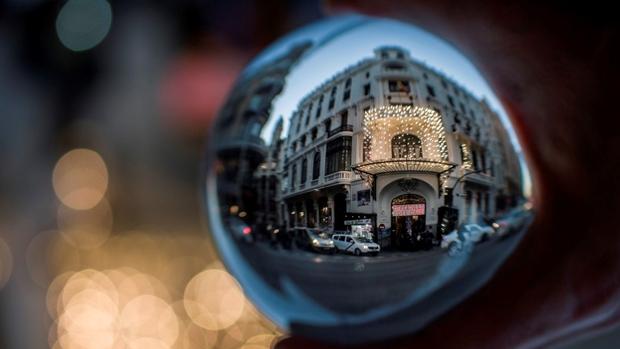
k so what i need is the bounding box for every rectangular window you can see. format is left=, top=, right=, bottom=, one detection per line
left=328, top=99, right=335, bottom=109
left=448, top=95, right=455, bottom=107
left=316, top=97, right=323, bottom=118
left=325, top=136, right=352, bottom=174
left=460, top=143, right=472, bottom=168
left=471, top=149, right=479, bottom=170
left=301, top=159, right=307, bottom=184
left=343, top=90, right=350, bottom=101
left=426, top=84, right=436, bottom=97
left=389, top=80, right=410, bottom=93
left=312, top=152, right=321, bottom=180
left=363, top=83, right=371, bottom=96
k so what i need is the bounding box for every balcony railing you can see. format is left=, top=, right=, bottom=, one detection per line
left=328, top=124, right=353, bottom=137
left=310, top=179, right=320, bottom=187
left=324, top=171, right=352, bottom=182
left=462, top=170, right=495, bottom=186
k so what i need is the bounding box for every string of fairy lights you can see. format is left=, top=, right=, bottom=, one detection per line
left=362, top=105, right=449, bottom=163
left=459, top=143, right=473, bottom=170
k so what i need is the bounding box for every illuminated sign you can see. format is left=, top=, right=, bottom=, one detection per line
left=392, top=204, right=425, bottom=216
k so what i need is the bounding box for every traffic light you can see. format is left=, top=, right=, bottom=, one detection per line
left=437, top=206, right=459, bottom=235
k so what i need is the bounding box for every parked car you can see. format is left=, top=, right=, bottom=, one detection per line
left=293, top=228, right=335, bottom=253
left=492, top=208, right=531, bottom=238
left=462, top=223, right=495, bottom=243
left=224, top=217, right=254, bottom=244
left=491, top=218, right=511, bottom=237
left=332, top=234, right=381, bottom=256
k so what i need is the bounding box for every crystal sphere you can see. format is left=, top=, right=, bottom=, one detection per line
left=204, top=14, right=533, bottom=345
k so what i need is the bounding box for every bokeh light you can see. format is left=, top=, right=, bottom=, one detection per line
left=52, top=149, right=109, bottom=210
left=26, top=230, right=82, bottom=288
left=0, top=238, right=13, bottom=289
left=55, top=0, right=113, bottom=52
left=118, top=295, right=179, bottom=347
left=181, top=323, right=218, bottom=349
left=42, top=231, right=282, bottom=349
left=57, top=198, right=113, bottom=249
left=184, top=269, right=246, bottom=331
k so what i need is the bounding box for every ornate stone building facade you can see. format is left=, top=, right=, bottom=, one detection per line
left=276, top=46, right=521, bottom=243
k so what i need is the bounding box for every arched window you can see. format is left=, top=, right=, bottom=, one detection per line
left=391, top=134, right=422, bottom=159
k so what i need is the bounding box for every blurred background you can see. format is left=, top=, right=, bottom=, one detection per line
left=2, top=1, right=618, bottom=348
left=0, top=0, right=324, bottom=348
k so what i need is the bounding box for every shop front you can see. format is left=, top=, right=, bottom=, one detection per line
left=391, top=194, right=426, bottom=248
left=344, top=213, right=376, bottom=241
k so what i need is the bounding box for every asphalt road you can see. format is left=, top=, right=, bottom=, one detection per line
left=238, top=232, right=523, bottom=316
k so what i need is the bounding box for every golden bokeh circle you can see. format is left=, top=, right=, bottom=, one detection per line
left=53, top=148, right=108, bottom=210
left=184, top=269, right=245, bottom=331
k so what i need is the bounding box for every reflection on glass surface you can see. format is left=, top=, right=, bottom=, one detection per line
left=204, top=15, right=534, bottom=344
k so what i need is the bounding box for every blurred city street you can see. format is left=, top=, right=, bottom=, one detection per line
left=0, top=1, right=323, bottom=348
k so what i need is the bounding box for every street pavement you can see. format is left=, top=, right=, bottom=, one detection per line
left=238, top=232, right=524, bottom=316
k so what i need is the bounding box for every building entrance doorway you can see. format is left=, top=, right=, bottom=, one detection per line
left=391, top=194, right=426, bottom=249
left=334, top=193, right=347, bottom=231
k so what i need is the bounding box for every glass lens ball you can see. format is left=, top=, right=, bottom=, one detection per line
left=204, top=14, right=533, bottom=345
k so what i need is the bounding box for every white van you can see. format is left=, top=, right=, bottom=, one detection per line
left=331, top=234, right=380, bottom=256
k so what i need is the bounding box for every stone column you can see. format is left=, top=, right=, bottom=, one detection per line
left=327, top=194, right=335, bottom=232
left=284, top=202, right=291, bottom=229
left=471, top=191, right=479, bottom=223
left=314, top=200, right=320, bottom=229
left=301, top=200, right=307, bottom=227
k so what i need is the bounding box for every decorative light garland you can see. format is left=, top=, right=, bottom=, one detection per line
left=459, top=143, right=473, bottom=170
left=363, top=105, right=449, bottom=163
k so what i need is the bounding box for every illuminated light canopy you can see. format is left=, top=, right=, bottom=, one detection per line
left=354, top=159, right=454, bottom=175
left=356, top=105, right=452, bottom=175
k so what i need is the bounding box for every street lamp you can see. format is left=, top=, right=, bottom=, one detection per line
left=445, top=167, right=487, bottom=208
